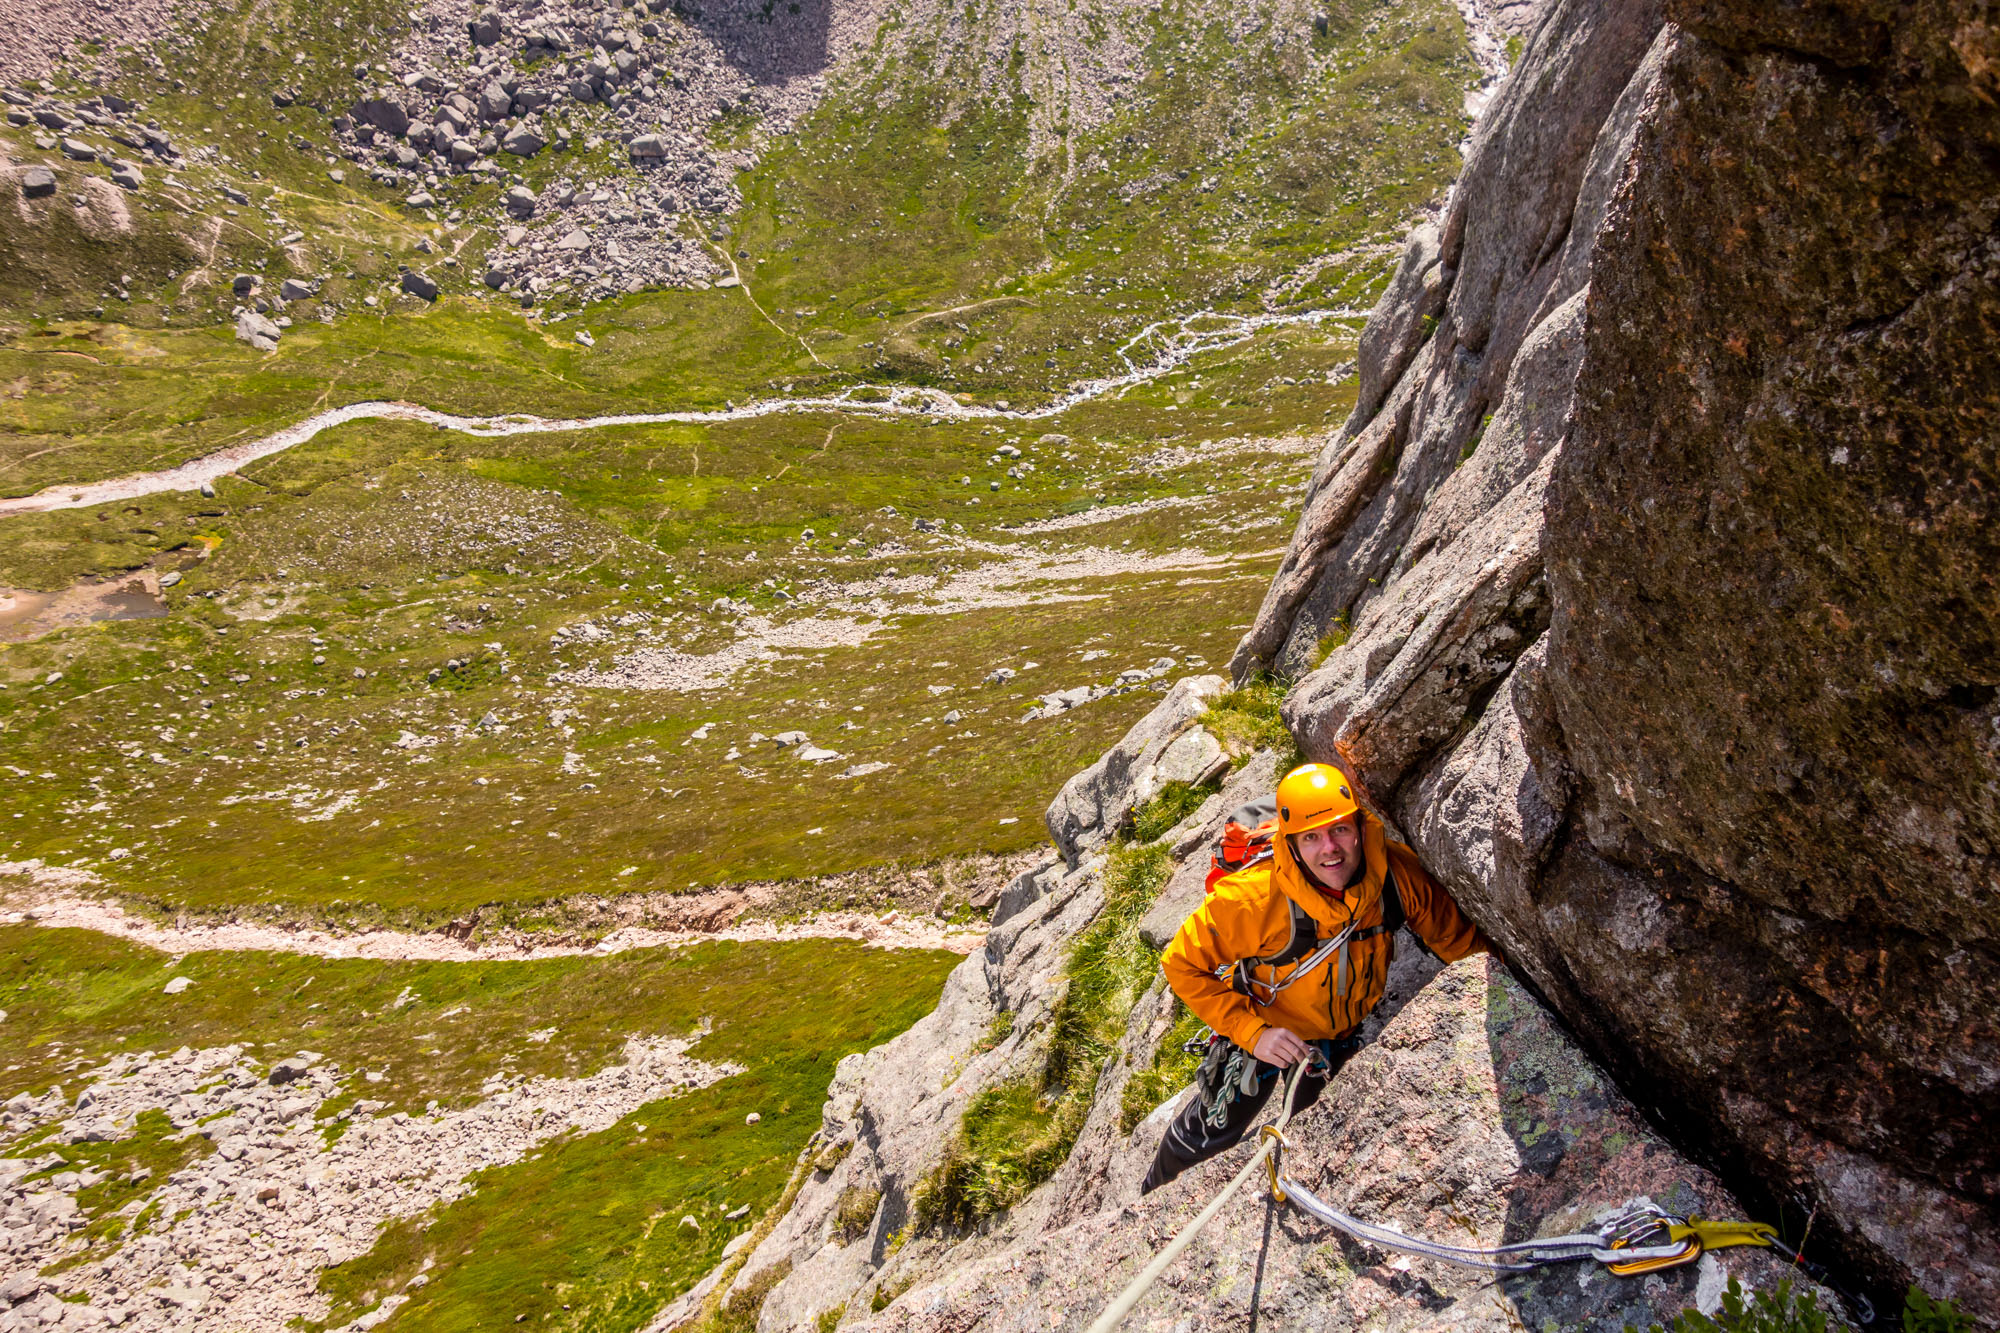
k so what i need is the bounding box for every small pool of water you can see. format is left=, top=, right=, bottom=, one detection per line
left=0, top=576, right=166, bottom=642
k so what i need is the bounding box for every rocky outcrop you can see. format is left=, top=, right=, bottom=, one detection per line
left=667, top=691, right=1826, bottom=1333
left=849, top=957, right=1809, bottom=1333
left=1235, top=0, right=1999, bottom=1314
left=1043, top=674, right=1227, bottom=868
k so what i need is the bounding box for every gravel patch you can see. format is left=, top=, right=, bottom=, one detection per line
left=0, top=1037, right=733, bottom=1331
left=0, top=0, right=200, bottom=86
left=556, top=543, right=1236, bottom=694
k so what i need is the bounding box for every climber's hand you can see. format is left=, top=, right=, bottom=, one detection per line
left=1252, top=1027, right=1310, bottom=1068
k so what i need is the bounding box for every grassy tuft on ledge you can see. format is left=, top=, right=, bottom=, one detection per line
left=911, top=840, right=1171, bottom=1230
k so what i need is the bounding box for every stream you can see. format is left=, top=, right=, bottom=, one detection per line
left=0, top=304, right=1365, bottom=518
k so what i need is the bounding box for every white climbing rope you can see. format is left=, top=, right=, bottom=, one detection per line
left=1084, top=1060, right=1313, bottom=1333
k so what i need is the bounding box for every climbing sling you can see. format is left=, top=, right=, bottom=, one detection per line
left=1089, top=1046, right=1873, bottom=1332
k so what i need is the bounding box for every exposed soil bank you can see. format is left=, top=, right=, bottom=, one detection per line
left=0, top=574, right=164, bottom=641
left=1, top=894, right=986, bottom=958
left=0, top=848, right=1049, bottom=958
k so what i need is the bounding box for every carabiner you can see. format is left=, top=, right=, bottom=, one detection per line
left=1604, top=1236, right=1704, bottom=1275
left=1259, top=1125, right=1290, bottom=1204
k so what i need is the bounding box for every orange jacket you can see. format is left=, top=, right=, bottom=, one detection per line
left=1161, top=809, right=1490, bottom=1053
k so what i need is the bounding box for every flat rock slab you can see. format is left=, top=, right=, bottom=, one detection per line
left=1044, top=674, right=1226, bottom=866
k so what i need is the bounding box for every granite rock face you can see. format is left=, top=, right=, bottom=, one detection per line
left=1043, top=675, right=1228, bottom=868
left=657, top=738, right=1811, bottom=1332
left=852, top=958, right=1808, bottom=1333
left=1236, top=0, right=1999, bottom=1314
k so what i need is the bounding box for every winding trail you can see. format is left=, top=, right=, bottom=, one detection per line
left=0, top=304, right=1364, bottom=518
left=2, top=889, right=987, bottom=959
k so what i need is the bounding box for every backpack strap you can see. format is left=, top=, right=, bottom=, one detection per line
left=1226, top=865, right=1407, bottom=1000
left=1348, top=864, right=1401, bottom=944
left=1226, top=898, right=1316, bottom=995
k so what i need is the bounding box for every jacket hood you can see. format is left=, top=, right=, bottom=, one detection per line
left=1272, top=806, right=1388, bottom=934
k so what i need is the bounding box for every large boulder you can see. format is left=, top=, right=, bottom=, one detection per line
left=501, top=123, right=544, bottom=157
left=1538, top=0, right=2000, bottom=1311
left=350, top=92, right=410, bottom=138
left=1237, top=0, right=2000, bottom=1313
left=1043, top=675, right=1227, bottom=866
left=477, top=79, right=513, bottom=121
left=234, top=312, right=281, bottom=352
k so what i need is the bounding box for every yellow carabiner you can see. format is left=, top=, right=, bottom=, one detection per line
left=1670, top=1218, right=1780, bottom=1252
left=1259, top=1126, right=1289, bottom=1204
left=1607, top=1237, right=1704, bottom=1276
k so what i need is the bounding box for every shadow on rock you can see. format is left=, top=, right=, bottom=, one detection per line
left=672, top=0, right=836, bottom=87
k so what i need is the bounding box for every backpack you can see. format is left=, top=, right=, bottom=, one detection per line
left=1206, top=797, right=1278, bottom=891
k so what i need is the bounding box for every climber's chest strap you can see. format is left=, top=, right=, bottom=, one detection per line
left=1222, top=868, right=1403, bottom=1006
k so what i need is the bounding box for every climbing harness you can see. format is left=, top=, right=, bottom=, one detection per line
left=1088, top=1080, right=1867, bottom=1333
left=1217, top=866, right=1406, bottom=1006
left=1219, top=920, right=1357, bottom=1005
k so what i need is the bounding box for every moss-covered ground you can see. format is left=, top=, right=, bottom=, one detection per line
left=0, top=328, right=1344, bottom=922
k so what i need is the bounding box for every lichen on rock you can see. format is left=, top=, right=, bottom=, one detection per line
left=1224, top=0, right=2000, bottom=1315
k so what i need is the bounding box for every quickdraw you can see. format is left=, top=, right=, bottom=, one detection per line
left=1264, top=1130, right=1816, bottom=1285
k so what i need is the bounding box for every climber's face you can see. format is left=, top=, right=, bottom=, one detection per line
left=1292, top=816, right=1361, bottom=890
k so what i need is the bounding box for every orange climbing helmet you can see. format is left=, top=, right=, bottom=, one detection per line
left=1274, top=763, right=1359, bottom=837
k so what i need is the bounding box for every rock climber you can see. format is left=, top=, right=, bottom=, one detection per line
left=1142, top=762, right=1493, bottom=1193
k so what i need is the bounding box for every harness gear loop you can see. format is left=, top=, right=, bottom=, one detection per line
left=1196, top=1038, right=1336, bottom=1132
left=1197, top=1040, right=1261, bottom=1131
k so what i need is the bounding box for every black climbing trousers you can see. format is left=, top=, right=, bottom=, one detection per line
left=1141, top=1034, right=1362, bottom=1194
